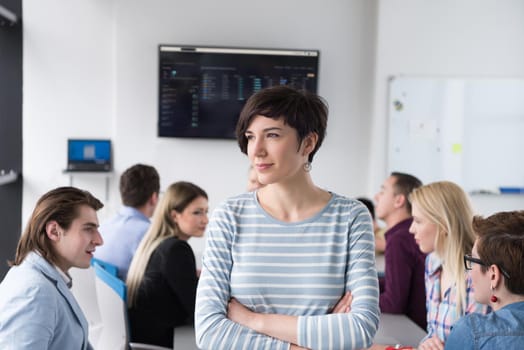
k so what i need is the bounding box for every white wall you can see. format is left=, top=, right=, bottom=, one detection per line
left=23, top=0, right=115, bottom=218
left=23, top=0, right=377, bottom=255
left=22, top=1, right=524, bottom=257
left=369, top=0, right=524, bottom=215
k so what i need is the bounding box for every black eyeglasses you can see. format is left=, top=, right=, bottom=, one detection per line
left=463, top=254, right=511, bottom=279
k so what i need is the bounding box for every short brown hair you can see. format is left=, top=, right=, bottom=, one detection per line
left=120, top=164, right=160, bottom=207
left=473, top=210, right=524, bottom=295
left=12, top=187, right=103, bottom=266
left=391, top=172, right=422, bottom=214
left=235, top=85, right=328, bottom=163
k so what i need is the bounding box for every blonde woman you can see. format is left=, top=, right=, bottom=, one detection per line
left=126, top=181, right=208, bottom=348
left=409, top=181, right=488, bottom=350
left=246, top=165, right=264, bottom=192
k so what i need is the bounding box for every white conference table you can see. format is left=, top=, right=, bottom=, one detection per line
left=173, top=313, right=426, bottom=349
left=173, top=325, right=198, bottom=350
left=374, top=313, right=427, bottom=347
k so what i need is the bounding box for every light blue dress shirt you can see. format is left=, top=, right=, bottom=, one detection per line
left=0, top=252, right=91, bottom=349
left=94, top=206, right=150, bottom=280
left=445, top=301, right=524, bottom=349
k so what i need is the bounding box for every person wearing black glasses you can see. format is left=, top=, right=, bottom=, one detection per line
left=445, top=210, right=524, bottom=349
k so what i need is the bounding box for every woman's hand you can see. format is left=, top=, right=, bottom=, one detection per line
left=330, top=291, right=353, bottom=313
left=418, top=335, right=444, bottom=350
left=226, top=298, right=299, bottom=345
left=227, top=298, right=256, bottom=329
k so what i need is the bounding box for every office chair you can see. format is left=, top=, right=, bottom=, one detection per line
left=69, top=265, right=103, bottom=346
left=93, top=262, right=172, bottom=350
left=91, top=257, right=119, bottom=277
left=69, top=258, right=119, bottom=346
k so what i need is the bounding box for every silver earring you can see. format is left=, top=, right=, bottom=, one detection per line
left=304, top=161, right=312, bottom=172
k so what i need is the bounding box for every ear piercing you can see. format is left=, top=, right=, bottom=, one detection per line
left=303, top=162, right=312, bottom=172
left=490, top=285, right=498, bottom=303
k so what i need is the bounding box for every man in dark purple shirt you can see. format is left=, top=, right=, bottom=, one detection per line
left=375, top=172, right=427, bottom=330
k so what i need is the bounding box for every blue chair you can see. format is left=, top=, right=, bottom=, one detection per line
left=91, top=257, right=119, bottom=277
left=93, top=262, right=171, bottom=350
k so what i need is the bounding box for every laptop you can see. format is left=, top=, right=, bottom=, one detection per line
left=66, top=139, right=112, bottom=172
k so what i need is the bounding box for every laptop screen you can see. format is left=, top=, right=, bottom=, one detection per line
left=67, top=139, right=112, bottom=171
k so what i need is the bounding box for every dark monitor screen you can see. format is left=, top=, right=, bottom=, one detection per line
left=158, top=45, right=319, bottom=139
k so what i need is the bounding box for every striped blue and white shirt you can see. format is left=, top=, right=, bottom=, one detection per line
left=195, top=192, right=379, bottom=350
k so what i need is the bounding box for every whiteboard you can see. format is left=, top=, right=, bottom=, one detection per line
left=387, top=77, right=524, bottom=192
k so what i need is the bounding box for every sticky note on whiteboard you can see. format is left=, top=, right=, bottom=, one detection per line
left=452, top=143, right=462, bottom=154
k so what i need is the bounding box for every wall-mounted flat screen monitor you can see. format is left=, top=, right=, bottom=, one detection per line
left=158, top=45, right=319, bottom=139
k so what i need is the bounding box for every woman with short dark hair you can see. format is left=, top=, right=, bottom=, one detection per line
left=445, top=210, right=524, bottom=349
left=195, top=86, right=379, bottom=350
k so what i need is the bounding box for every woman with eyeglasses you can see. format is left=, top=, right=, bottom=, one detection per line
left=445, top=210, right=524, bottom=349
left=408, top=181, right=488, bottom=350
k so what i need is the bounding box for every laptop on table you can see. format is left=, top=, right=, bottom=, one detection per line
left=66, top=139, right=112, bottom=172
